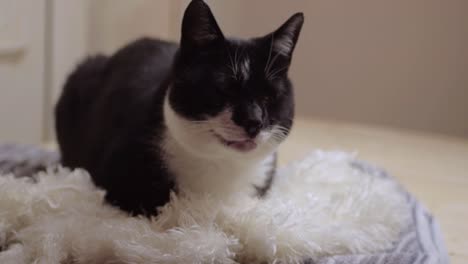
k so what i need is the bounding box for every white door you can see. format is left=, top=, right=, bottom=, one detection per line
left=0, top=0, right=46, bottom=144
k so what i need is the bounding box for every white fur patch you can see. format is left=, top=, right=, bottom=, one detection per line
left=0, top=151, right=410, bottom=263
left=162, top=94, right=277, bottom=197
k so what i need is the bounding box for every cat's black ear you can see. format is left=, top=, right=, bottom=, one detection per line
left=270, top=13, right=304, bottom=57
left=180, top=0, right=224, bottom=51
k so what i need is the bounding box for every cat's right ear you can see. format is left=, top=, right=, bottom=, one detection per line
left=268, top=13, right=304, bottom=58
left=180, top=0, right=224, bottom=51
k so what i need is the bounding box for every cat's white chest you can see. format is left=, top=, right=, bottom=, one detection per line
left=162, top=132, right=274, bottom=198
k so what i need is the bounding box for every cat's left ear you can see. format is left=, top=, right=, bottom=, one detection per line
left=269, top=13, right=304, bottom=57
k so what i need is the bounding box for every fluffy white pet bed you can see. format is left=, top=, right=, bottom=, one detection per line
left=0, top=151, right=411, bottom=264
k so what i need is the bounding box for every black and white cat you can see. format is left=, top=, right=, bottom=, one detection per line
left=55, top=0, right=304, bottom=215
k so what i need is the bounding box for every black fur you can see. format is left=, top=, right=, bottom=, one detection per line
left=55, top=0, right=303, bottom=215
left=56, top=39, right=178, bottom=215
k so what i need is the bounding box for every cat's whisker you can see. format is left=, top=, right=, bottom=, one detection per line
left=265, top=51, right=282, bottom=78
left=267, top=65, right=289, bottom=81
left=270, top=136, right=286, bottom=145
left=233, top=46, right=240, bottom=79
left=276, top=132, right=288, bottom=140
left=226, top=46, right=237, bottom=79
left=264, top=33, right=275, bottom=74
left=274, top=133, right=288, bottom=140
left=270, top=129, right=289, bottom=141
left=274, top=124, right=291, bottom=130
left=271, top=133, right=287, bottom=140
left=274, top=126, right=290, bottom=133
left=226, top=66, right=238, bottom=80
left=272, top=130, right=287, bottom=138
left=228, top=48, right=235, bottom=70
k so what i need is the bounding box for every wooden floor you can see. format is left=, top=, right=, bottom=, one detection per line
left=279, top=117, right=468, bottom=263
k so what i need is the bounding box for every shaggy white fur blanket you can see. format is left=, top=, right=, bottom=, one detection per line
left=0, top=151, right=410, bottom=264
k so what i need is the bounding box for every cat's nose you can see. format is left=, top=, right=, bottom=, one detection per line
left=232, top=102, right=263, bottom=138
left=245, top=119, right=262, bottom=138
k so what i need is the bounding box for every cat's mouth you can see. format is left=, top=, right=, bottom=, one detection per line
left=212, top=132, right=257, bottom=152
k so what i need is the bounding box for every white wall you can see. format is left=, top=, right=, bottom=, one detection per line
left=0, top=0, right=46, bottom=144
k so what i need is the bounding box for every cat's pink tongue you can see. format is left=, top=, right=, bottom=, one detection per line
left=227, top=140, right=257, bottom=152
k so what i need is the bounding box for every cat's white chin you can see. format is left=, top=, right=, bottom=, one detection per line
left=163, top=94, right=275, bottom=160
left=212, top=131, right=258, bottom=152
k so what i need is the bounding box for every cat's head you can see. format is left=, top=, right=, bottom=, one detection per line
left=164, top=0, right=304, bottom=159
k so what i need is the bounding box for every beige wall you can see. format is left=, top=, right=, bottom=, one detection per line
left=0, top=0, right=46, bottom=144
left=88, top=0, right=172, bottom=54
left=84, top=0, right=468, bottom=138
left=47, top=0, right=90, bottom=142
